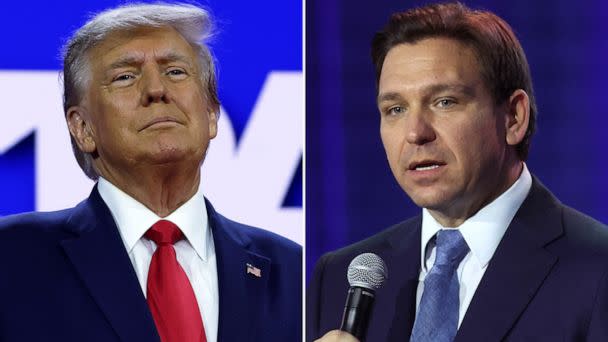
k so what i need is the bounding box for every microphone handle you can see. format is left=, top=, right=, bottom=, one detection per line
left=339, top=286, right=375, bottom=341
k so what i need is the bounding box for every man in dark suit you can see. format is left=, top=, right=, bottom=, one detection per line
left=0, top=3, right=300, bottom=342
left=308, top=3, right=608, bottom=341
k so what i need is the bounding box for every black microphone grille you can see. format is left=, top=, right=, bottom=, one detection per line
left=347, top=253, right=388, bottom=290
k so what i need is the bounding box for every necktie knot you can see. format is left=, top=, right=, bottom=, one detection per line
left=145, top=220, right=184, bottom=246
left=434, top=229, right=469, bottom=266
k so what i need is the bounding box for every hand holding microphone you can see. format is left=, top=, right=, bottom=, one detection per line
left=314, top=330, right=360, bottom=342
left=315, top=253, right=387, bottom=342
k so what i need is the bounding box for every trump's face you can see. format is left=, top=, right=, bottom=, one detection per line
left=67, top=26, right=217, bottom=178
left=377, top=37, right=518, bottom=225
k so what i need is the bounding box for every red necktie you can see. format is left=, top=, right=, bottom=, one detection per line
left=145, top=220, right=206, bottom=342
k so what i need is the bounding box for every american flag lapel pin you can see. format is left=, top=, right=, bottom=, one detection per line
left=246, top=263, right=262, bottom=278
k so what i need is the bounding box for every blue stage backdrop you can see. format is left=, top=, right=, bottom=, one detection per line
left=307, top=0, right=608, bottom=278
left=0, top=1, right=302, bottom=244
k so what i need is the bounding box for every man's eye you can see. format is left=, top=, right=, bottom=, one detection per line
left=386, top=106, right=405, bottom=115
left=167, top=69, right=187, bottom=76
left=436, top=98, right=456, bottom=108
left=112, top=74, right=135, bottom=82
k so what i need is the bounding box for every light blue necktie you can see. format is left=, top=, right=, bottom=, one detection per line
left=410, top=229, right=470, bottom=342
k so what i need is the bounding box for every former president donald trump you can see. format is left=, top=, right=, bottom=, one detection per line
left=0, top=3, right=301, bottom=342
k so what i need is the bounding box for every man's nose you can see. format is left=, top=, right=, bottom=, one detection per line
left=141, top=69, right=170, bottom=105
left=405, top=108, right=436, bottom=145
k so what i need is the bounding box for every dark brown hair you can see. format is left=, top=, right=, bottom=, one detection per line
left=371, top=2, right=536, bottom=160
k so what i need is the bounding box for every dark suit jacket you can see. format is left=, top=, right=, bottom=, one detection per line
left=307, top=178, right=608, bottom=341
left=0, top=186, right=301, bottom=342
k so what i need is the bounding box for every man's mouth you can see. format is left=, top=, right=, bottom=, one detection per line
left=415, top=164, right=440, bottom=171
left=140, top=116, right=181, bottom=131
left=408, top=160, right=446, bottom=171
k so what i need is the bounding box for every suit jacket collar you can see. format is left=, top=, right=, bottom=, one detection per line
left=382, top=216, right=422, bottom=341
left=61, top=186, right=160, bottom=341
left=455, top=176, right=563, bottom=341
left=205, top=199, right=272, bottom=342
left=60, top=188, right=272, bottom=342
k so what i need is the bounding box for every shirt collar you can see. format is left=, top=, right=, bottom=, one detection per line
left=420, top=163, right=532, bottom=271
left=97, top=177, right=210, bottom=261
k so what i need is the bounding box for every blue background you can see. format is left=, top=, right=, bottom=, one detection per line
left=306, top=0, right=608, bottom=279
left=0, top=0, right=302, bottom=216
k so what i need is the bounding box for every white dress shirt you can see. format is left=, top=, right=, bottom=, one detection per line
left=416, top=163, right=532, bottom=327
left=97, top=177, right=219, bottom=342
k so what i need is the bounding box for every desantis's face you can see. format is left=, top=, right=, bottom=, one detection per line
left=69, top=26, right=217, bottom=177
left=377, top=37, right=512, bottom=224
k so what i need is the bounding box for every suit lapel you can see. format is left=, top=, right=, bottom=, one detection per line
left=61, top=188, right=159, bottom=342
left=383, top=216, right=422, bottom=341
left=455, top=178, right=562, bottom=342
left=207, top=201, right=270, bottom=342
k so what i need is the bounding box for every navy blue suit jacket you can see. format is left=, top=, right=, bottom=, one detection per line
left=307, top=178, right=608, bottom=341
left=0, top=187, right=301, bottom=341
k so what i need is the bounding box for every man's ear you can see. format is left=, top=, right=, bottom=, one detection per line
left=505, top=89, right=530, bottom=147
left=66, top=106, right=96, bottom=153
left=207, top=109, right=218, bottom=139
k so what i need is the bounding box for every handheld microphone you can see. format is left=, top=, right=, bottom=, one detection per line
left=340, top=253, right=388, bottom=341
